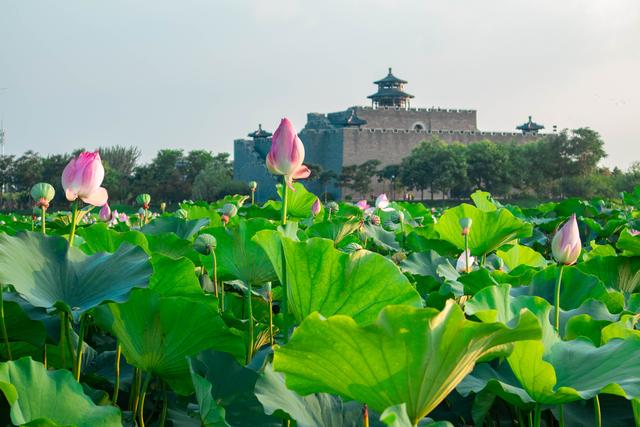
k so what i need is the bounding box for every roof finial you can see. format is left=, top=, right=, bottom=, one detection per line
left=388, top=67, right=392, bottom=75
left=258, top=123, right=262, bottom=131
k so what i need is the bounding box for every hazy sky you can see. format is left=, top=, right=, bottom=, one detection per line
left=1, top=1, right=639, bottom=168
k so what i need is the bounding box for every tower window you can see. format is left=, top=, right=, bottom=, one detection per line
left=413, top=122, right=425, bottom=131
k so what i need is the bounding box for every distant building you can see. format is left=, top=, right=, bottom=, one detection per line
left=234, top=68, right=545, bottom=201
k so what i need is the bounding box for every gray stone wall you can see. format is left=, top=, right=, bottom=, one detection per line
left=340, top=128, right=541, bottom=198
left=233, top=138, right=279, bottom=202
left=353, top=106, right=477, bottom=131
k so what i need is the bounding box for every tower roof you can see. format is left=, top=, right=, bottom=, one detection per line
left=247, top=124, right=272, bottom=139
left=374, top=67, right=408, bottom=85
left=516, top=116, right=544, bottom=132
left=367, top=87, right=414, bottom=100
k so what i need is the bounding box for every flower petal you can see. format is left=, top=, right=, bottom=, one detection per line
left=81, top=187, right=109, bottom=207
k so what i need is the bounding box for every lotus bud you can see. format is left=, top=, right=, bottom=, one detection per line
left=249, top=181, right=257, bottom=191
left=460, top=217, right=473, bottom=236
left=221, top=203, right=238, bottom=218
left=375, top=194, right=390, bottom=210
left=551, top=214, right=581, bottom=265
left=138, top=208, right=145, bottom=216
left=327, top=201, right=339, bottom=213
left=31, top=183, right=56, bottom=208
left=391, top=251, right=407, bottom=264
left=176, top=208, right=188, bottom=219
left=266, top=118, right=311, bottom=190
left=221, top=214, right=229, bottom=225
left=99, top=204, right=111, bottom=221
left=160, top=201, right=167, bottom=213
left=194, top=234, right=217, bottom=255
left=61, top=151, right=108, bottom=206
left=311, top=198, right=321, bottom=216
left=456, top=249, right=475, bottom=273
left=370, top=214, right=381, bottom=226
left=11, top=215, right=17, bottom=222
left=629, top=229, right=640, bottom=237
left=118, top=212, right=128, bottom=222
left=136, top=193, right=151, bottom=209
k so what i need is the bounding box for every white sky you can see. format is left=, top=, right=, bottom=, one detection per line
left=1, top=0, right=639, bottom=168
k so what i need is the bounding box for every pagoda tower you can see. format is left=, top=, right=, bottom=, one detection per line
left=367, top=67, right=414, bottom=109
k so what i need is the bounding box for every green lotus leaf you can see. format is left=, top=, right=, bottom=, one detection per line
left=255, top=362, right=364, bottom=427
left=578, top=255, right=640, bottom=293
left=149, top=254, right=203, bottom=296
left=511, top=265, right=619, bottom=312
left=617, top=228, right=640, bottom=256
left=273, top=301, right=540, bottom=425
left=142, top=216, right=209, bottom=240
left=466, top=284, right=640, bottom=405
left=0, top=232, right=151, bottom=321
left=0, top=297, right=46, bottom=359
left=470, top=190, right=500, bottom=212
left=254, top=232, right=422, bottom=324
left=306, top=218, right=362, bottom=246
left=208, top=218, right=277, bottom=286
left=0, top=357, right=121, bottom=426
left=496, top=244, right=547, bottom=270
left=146, top=232, right=201, bottom=264
left=179, top=202, right=223, bottom=226
left=363, top=223, right=400, bottom=252
left=434, top=204, right=532, bottom=256
left=188, top=350, right=281, bottom=427
left=380, top=404, right=453, bottom=427
left=276, top=182, right=321, bottom=219
left=77, top=222, right=148, bottom=254
left=93, top=289, right=245, bottom=395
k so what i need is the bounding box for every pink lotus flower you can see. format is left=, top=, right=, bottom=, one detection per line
left=99, top=204, right=111, bottom=221
left=629, top=229, right=640, bottom=237
left=61, top=151, right=108, bottom=206
left=118, top=212, right=128, bottom=223
left=266, top=118, right=311, bottom=189
left=311, top=198, right=321, bottom=216
left=551, top=214, right=581, bottom=265
left=356, top=200, right=370, bottom=211
left=375, top=194, right=389, bottom=210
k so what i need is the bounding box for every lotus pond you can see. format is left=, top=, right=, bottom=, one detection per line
left=1, top=185, right=640, bottom=427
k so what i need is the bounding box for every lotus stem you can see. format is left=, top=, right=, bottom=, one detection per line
left=59, top=312, right=66, bottom=367
left=594, top=395, right=602, bottom=427
left=558, top=404, right=565, bottom=427
left=41, top=206, right=47, bottom=235
left=533, top=404, right=542, bottom=427
left=68, top=200, right=79, bottom=246
left=131, top=367, right=142, bottom=418
left=159, top=381, right=168, bottom=427
left=464, top=234, right=470, bottom=273
left=64, top=312, right=75, bottom=370
left=246, top=282, right=254, bottom=363
left=251, top=190, right=255, bottom=206
left=632, top=398, right=640, bottom=426
left=363, top=404, right=369, bottom=427
left=73, top=314, right=87, bottom=380
left=554, top=265, right=565, bottom=332
left=267, top=283, right=274, bottom=346
left=43, top=345, right=47, bottom=368
left=280, top=243, right=289, bottom=343
left=0, top=285, right=12, bottom=360
left=113, top=342, right=121, bottom=405
left=211, top=251, right=218, bottom=299
left=281, top=176, right=288, bottom=225
left=138, top=372, right=152, bottom=427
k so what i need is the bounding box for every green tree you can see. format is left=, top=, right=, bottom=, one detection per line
left=465, top=140, right=510, bottom=196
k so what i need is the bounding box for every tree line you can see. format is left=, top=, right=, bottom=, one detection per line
left=334, top=128, right=640, bottom=200
left=0, top=146, right=246, bottom=210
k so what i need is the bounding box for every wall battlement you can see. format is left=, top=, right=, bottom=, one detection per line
left=356, top=105, right=476, bottom=114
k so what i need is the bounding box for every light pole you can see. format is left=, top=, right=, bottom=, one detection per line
left=391, top=174, right=396, bottom=201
